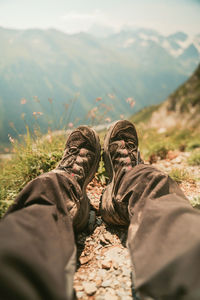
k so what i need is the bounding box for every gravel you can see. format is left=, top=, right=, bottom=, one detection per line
left=74, top=152, right=200, bottom=299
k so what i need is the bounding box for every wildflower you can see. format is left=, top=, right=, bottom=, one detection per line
left=48, top=98, right=53, bottom=103
left=68, top=122, right=73, bottom=128
left=89, top=107, right=98, bottom=119
left=8, top=134, right=15, bottom=144
left=37, top=112, right=43, bottom=115
left=20, top=98, right=27, bottom=105
left=126, top=97, right=133, bottom=103
left=32, top=112, right=37, bottom=116
left=96, top=97, right=102, bottom=102
left=108, top=94, right=115, bottom=99
left=120, top=114, right=124, bottom=119
left=130, top=100, right=136, bottom=108
left=105, top=117, right=111, bottom=123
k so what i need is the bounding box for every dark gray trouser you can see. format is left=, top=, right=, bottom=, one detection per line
left=0, top=165, right=200, bottom=300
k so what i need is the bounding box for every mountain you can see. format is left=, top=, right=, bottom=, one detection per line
left=133, top=64, right=200, bottom=129
left=0, top=27, right=199, bottom=145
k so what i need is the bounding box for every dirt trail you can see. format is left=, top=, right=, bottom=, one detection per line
left=74, top=152, right=200, bottom=299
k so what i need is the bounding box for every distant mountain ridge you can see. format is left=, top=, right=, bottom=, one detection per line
left=0, top=27, right=199, bottom=144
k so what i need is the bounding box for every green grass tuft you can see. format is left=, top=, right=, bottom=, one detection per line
left=188, top=150, right=200, bottom=166
left=169, top=168, right=190, bottom=183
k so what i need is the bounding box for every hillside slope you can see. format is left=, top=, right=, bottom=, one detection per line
left=132, top=63, right=200, bottom=129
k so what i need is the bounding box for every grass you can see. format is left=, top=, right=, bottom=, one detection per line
left=190, top=196, right=200, bottom=209
left=130, top=104, right=160, bottom=125
left=1, top=120, right=200, bottom=217
left=0, top=129, right=66, bottom=217
left=137, top=126, right=200, bottom=161
left=188, top=150, right=200, bottom=166
left=169, top=168, right=191, bottom=183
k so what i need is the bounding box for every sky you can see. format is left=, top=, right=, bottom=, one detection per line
left=0, top=0, right=200, bottom=36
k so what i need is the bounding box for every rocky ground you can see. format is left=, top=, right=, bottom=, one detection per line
left=73, top=150, right=200, bottom=300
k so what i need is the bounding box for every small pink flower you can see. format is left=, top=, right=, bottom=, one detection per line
left=126, top=97, right=133, bottom=103
left=21, top=98, right=27, bottom=105
left=96, top=97, right=102, bottom=102
left=105, top=117, right=111, bottom=123
left=37, top=112, right=43, bottom=115
left=68, top=122, right=73, bottom=128
left=130, top=100, right=136, bottom=108
left=120, top=114, right=124, bottom=119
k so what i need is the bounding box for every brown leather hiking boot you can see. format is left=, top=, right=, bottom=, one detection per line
left=100, top=120, right=143, bottom=226
left=55, top=126, right=101, bottom=231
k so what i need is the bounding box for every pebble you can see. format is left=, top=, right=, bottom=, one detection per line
left=79, top=253, right=93, bottom=265
left=83, top=282, right=97, bottom=295
left=101, top=260, right=112, bottom=270
left=88, top=210, right=96, bottom=232
left=101, top=280, right=112, bottom=288
left=76, top=291, right=84, bottom=299
left=97, top=269, right=107, bottom=277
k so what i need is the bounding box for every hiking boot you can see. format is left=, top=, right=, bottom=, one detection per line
left=100, top=120, right=143, bottom=226
left=55, top=126, right=101, bottom=231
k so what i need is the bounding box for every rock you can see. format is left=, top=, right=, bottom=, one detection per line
left=102, top=259, right=112, bottom=270
left=104, top=293, right=118, bottom=300
left=83, top=282, right=97, bottom=295
left=100, top=235, right=108, bottom=245
left=76, top=291, right=84, bottom=299
left=95, top=277, right=102, bottom=287
left=97, top=269, right=107, bottom=277
left=167, top=150, right=179, bottom=160
left=122, top=268, right=131, bottom=277
left=113, top=262, right=119, bottom=270
left=88, top=210, right=96, bottom=232
left=79, top=253, right=93, bottom=265
left=75, top=285, right=83, bottom=291
left=101, top=280, right=112, bottom=288
left=104, top=232, right=113, bottom=243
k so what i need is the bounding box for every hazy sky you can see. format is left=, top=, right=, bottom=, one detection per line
left=0, top=0, right=200, bottom=36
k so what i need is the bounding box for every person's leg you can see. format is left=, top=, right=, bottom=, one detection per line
left=101, top=120, right=200, bottom=300
left=0, top=126, right=101, bottom=300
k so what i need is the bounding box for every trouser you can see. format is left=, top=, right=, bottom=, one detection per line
left=0, top=165, right=200, bottom=300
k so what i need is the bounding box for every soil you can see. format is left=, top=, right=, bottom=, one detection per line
left=74, top=151, right=200, bottom=300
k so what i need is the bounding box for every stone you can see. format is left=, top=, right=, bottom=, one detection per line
left=101, top=280, right=112, bottom=288
left=88, top=210, right=96, bottom=232
left=75, top=285, right=83, bottom=291
left=102, top=260, right=112, bottom=270
left=104, top=232, right=113, bottom=243
left=104, top=293, right=118, bottom=300
left=113, top=262, right=119, bottom=270
left=83, top=282, right=97, bottom=296
left=97, top=269, right=107, bottom=277
left=76, top=291, right=84, bottom=299
left=79, top=253, right=93, bottom=265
